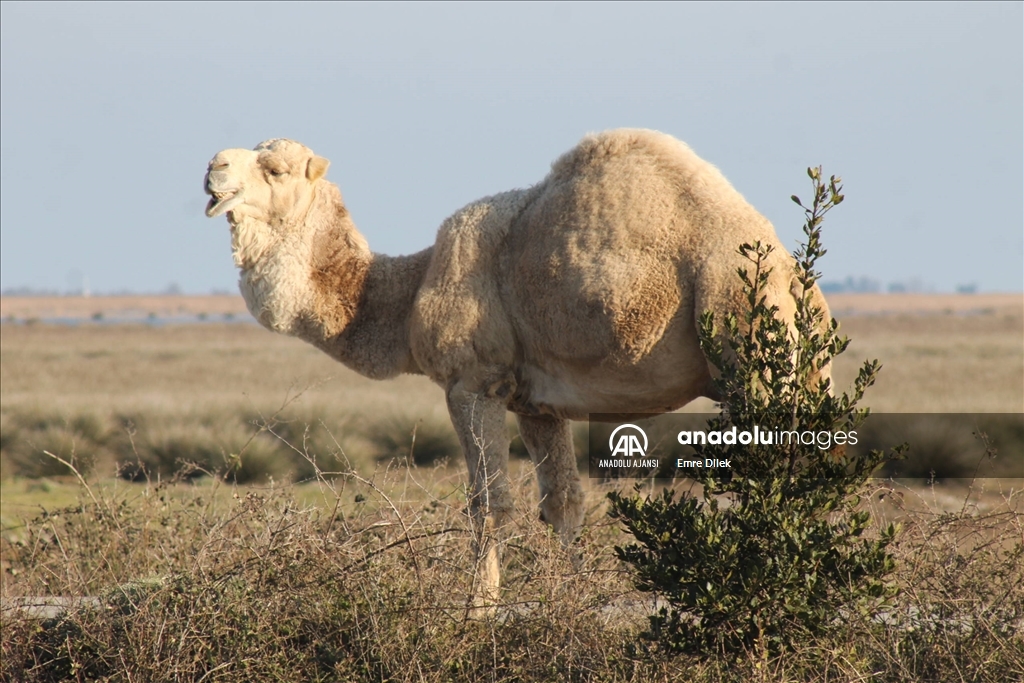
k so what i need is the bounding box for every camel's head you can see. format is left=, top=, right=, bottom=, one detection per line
left=204, top=139, right=331, bottom=227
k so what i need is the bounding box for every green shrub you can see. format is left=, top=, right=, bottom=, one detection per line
left=609, top=168, right=903, bottom=657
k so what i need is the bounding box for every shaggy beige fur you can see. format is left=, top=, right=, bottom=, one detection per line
left=204, top=129, right=831, bottom=606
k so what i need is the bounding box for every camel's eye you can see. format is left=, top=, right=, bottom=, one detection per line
left=268, top=168, right=287, bottom=178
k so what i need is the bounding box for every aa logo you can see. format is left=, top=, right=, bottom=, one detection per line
left=608, top=424, right=648, bottom=458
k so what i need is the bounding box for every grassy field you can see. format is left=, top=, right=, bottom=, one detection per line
left=1, top=294, right=1022, bottom=681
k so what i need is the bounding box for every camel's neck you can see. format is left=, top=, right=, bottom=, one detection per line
left=307, top=247, right=432, bottom=379
left=236, top=184, right=431, bottom=379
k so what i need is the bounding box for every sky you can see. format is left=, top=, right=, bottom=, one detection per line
left=1, top=2, right=1021, bottom=294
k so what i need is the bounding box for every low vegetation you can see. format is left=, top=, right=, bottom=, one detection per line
left=2, top=451, right=1022, bottom=681
left=2, top=170, right=1022, bottom=680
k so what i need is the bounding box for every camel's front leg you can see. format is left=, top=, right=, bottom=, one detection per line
left=445, top=381, right=513, bottom=613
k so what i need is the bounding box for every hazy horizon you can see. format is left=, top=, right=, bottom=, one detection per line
left=2, top=2, right=1021, bottom=294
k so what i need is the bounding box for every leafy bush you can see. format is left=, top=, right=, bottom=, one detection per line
left=609, top=168, right=903, bottom=657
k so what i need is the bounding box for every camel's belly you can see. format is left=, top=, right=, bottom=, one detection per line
left=511, top=357, right=711, bottom=420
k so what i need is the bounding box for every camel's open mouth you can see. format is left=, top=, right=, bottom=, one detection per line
left=205, top=189, right=244, bottom=218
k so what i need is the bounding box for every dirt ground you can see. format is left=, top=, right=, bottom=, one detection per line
left=0, top=295, right=249, bottom=320
left=2, top=293, right=1022, bottom=416
left=2, top=292, right=1021, bottom=321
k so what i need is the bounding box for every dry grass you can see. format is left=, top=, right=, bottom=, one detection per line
left=1, top=452, right=1022, bottom=681
left=3, top=292, right=1018, bottom=321
left=3, top=294, right=1020, bottom=416
left=827, top=296, right=1023, bottom=413
left=0, top=322, right=448, bottom=489
left=1, top=298, right=1022, bottom=680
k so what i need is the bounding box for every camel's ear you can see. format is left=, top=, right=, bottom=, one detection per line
left=306, top=155, right=330, bottom=181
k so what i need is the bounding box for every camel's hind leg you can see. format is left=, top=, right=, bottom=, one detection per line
left=516, top=415, right=584, bottom=545
left=446, top=382, right=513, bottom=615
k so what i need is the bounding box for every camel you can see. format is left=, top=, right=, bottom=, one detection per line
left=204, top=129, right=830, bottom=607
